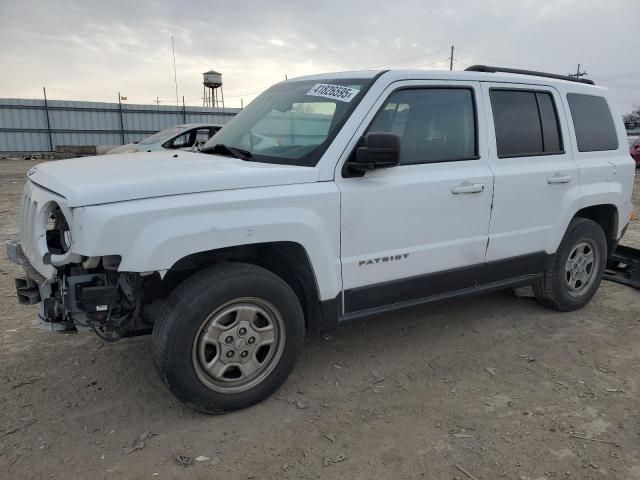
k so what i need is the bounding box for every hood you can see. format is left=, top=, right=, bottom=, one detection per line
left=106, top=143, right=141, bottom=154
left=27, top=151, right=319, bottom=207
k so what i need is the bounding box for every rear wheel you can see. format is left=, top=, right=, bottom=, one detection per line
left=533, top=218, right=607, bottom=311
left=152, top=262, right=304, bottom=414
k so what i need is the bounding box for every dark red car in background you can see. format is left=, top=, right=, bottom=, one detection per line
left=629, top=136, right=640, bottom=167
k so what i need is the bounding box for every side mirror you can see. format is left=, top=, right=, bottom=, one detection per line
left=350, top=132, right=401, bottom=172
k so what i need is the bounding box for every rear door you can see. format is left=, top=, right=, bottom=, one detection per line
left=481, top=83, right=581, bottom=271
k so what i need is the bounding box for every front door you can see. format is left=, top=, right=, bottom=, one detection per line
left=337, top=81, right=494, bottom=314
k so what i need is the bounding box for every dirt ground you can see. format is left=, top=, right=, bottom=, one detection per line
left=1, top=158, right=639, bottom=480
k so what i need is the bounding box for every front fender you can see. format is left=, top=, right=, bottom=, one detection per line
left=71, top=183, right=341, bottom=300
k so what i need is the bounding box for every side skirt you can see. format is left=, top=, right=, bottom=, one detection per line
left=317, top=252, right=550, bottom=334
left=337, top=273, right=540, bottom=324
left=343, top=251, right=548, bottom=314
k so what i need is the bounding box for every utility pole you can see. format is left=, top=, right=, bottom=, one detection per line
left=171, top=35, right=179, bottom=106
left=568, top=63, right=588, bottom=79
left=156, top=96, right=160, bottom=107
left=42, top=87, right=53, bottom=152
left=449, top=45, right=454, bottom=71
left=117, top=92, right=125, bottom=145
left=241, top=98, right=244, bottom=109
left=285, top=74, right=288, bottom=81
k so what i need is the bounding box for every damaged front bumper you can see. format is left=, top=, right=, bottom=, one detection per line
left=6, top=239, right=75, bottom=331
left=6, top=240, right=134, bottom=337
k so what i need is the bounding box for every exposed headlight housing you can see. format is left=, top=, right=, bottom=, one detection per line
left=45, top=204, right=71, bottom=254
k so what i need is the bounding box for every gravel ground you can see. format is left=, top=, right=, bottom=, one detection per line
left=0, top=158, right=639, bottom=480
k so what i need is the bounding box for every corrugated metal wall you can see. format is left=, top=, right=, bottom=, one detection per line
left=255, top=111, right=332, bottom=146
left=0, top=98, right=241, bottom=152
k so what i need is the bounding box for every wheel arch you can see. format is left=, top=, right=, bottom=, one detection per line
left=573, top=203, right=619, bottom=255
left=159, top=241, right=328, bottom=336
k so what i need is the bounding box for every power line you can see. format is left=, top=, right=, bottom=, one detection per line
left=414, top=58, right=452, bottom=69
left=453, top=58, right=472, bottom=68
left=209, top=52, right=452, bottom=99
left=171, top=36, right=179, bottom=107
left=364, top=46, right=450, bottom=70
left=217, top=49, right=452, bottom=101
left=454, top=47, right=566, bottom=70
left=223, top=86, right=271, bottom=98
left=594, top=71, right=640, bottom=80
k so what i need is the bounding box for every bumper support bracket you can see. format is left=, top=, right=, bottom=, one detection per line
left=604, top=245, right=640, bottom=289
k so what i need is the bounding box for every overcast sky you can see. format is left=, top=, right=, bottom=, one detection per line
left=1, top=0, right=638, bottom=113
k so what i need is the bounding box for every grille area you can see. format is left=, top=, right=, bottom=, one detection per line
left=18, top=181, right=58, bottom=280
left=21, top=195, right=38, bottom=256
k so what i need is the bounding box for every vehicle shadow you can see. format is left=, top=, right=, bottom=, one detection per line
left=84, top=288, right=547, bottom=418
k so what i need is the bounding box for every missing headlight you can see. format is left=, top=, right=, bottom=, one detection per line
left=46, top=205, right=71, bottom=254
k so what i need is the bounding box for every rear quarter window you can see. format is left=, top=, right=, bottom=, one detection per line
left=567, top=93, right=618, bottom=152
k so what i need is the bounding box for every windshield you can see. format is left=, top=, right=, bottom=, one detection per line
left=139, top=125, right=188, bottom=145
left=629, top=137, right=639, bottom=147
left=202, top=77, right=374, bottom=166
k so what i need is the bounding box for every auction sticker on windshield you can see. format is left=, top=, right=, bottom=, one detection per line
left=306, top=84, right=360, bottom=102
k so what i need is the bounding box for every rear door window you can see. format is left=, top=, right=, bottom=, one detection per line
left=490, top=89, right=563, bottom=157
left=536, top=92, right=562, bottom=153
left=567, top=93, right=618, bottom=152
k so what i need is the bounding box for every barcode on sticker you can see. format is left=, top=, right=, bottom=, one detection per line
left=306, top=84, right=360, bottom=102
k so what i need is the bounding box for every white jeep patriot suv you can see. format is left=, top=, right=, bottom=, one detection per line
left=7, top=66, right=635, bottom=414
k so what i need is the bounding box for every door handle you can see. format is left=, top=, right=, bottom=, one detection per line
left=451, top=181, right=484, bottom=194
left=547, top=174, right=572, bottom=184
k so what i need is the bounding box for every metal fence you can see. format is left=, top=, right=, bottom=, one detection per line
left=255, top=111, right=332, bottom=146
left=0, top=98, right=241, bottom=153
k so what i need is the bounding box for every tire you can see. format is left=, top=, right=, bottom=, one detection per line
left=533, top=218, right=607, bottom=311
left=152, top=262, right=304, bottom=414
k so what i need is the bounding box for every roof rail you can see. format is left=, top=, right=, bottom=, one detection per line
left=465, top=64, right=595, bottom=85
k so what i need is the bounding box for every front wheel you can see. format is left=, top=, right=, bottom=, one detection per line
left=533, top=218, right=607, bottom=311
left=152, top=263, right=304, bottom=414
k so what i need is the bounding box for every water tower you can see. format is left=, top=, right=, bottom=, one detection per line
left=202, top=70, right=224, bottom=108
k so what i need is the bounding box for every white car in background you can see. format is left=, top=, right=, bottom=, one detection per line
left=106, top=124, right=222, bottom=154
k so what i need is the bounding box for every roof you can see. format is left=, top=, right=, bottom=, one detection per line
left=289, top=70, right=381, bottom=81
left=289, top=68, right=605, bottom=92
left=203, top=70, right=221, bottom=75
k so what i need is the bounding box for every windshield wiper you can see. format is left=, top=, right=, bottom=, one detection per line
left=201, top=143, right=252, bottom=160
